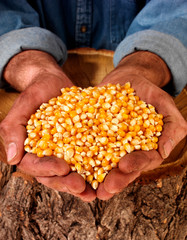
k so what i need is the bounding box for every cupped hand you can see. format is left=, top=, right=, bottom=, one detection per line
left=0, top=67, right=96, bottom=202
left=96, top=54, right=187, bottom=200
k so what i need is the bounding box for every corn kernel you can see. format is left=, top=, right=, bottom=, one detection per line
left=97, top=173, right=107, bottom=183
left=25, top=82, right=163, bottom=190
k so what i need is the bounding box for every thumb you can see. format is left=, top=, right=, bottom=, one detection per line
left=0, top=119, right=26, bottom=165
left=158, top=116, right=187, bottom=159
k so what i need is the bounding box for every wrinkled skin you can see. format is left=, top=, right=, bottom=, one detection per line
left=0, top=50, right=186, bottom=202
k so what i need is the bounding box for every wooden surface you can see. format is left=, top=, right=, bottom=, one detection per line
left=0, top=48, right=186, bottom=240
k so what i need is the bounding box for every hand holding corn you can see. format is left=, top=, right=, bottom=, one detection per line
left=0, top=51, right=94, bottom=201
left=96, top=52, right=187, bottom=199
left=0, top=50, right=186, bottom=202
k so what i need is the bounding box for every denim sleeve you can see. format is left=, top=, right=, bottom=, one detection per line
left=114, top=0, right=187, bottom=96
left=0, top=0, right=67, bottom=87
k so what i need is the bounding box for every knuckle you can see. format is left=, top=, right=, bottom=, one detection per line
left=0, top=120, right=11, bottom=138
left=126, top=159, right=140, bottom=172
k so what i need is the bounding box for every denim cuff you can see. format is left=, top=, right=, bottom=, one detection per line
left=114, top=30, right=187, bottom=96
left=0, top=27, right=67, bottom=87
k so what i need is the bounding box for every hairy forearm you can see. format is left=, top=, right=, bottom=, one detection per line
left=117, top=51, right=171, bottom=88
left=3, top=50, right=66, bottom=92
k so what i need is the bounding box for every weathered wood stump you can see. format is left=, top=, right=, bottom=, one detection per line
left=0, top=49, right=186, bottom=240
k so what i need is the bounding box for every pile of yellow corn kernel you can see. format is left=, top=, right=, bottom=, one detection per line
left=24, top=82, right=163, bottom=190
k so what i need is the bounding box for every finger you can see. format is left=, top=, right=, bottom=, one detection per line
left=96, top=182, right=114, bottom=200
left=17, top=153, right=70, bottom=177
left=103, top=169, right=140, bottom=194
left=118, top=150, right=163, bottom=174
left=0, top=120, right=26, bottom=165
left=74, top=184, right=96, bottom=202
left=36, top=176, right=71, bottom=193
left=36, top=172, right=86, bottom=194
left=158, top=116, right=187, bottom=159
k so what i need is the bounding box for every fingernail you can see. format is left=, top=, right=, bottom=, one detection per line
left=7, top=142, right=17, bottom=163
left=163, top=139, right=174, bottom=159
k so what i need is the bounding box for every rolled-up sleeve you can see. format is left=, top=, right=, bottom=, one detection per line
left=0, top=0, right=67, bottom=87
left=114, top=0, right=187, bottom=96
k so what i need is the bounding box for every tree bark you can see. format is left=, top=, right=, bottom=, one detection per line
left=0, top=49, right=186, bottom=240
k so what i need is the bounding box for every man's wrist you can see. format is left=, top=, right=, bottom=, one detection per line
left=3, top=50, right=64, bottom=92
left=116, top=51, right=171, bottom=88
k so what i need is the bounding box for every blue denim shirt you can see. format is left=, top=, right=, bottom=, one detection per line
left=0, top=0, right=187, bottom=95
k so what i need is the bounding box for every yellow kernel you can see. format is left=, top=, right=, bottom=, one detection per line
left=75, top=163, right=82, bottom=172
left=84, top=163, right=93, bottom=172
left=101, top=159, right=109, bottom=167
left=147, top=142, right=154, bottom=150
left=93, top=119, right=100, bottom=125
left=120, top=150, right=127, bottom=157
left=29, top=132, right=37, bottom=139
left=157, top=114, right=163, bottom=119
left=102, top=102, right=111, bottom=110
left=107, top=130, right=115, bottom=137
left=36, top=148, right=44, bottom=158
left=88, top=119, right=94, bottom=127
left=153, top=143, right=158, bottom=149
left=100, top=131, right=107, bottom=137
left=105, top=153, right=112, bottom=161
left=89, top=98, right=97, bottom=105
left=122, top=113, right=129, bottom=120
left=29, top=140, right=37, bottom=147
left=48, top=141, right=56, bottom=150
left=130, top=111, right=138, bottom=118
left=87, top=175, right=94, bottom=183
left=24, top=145, right=31, bottom=153
left=89, top=158, right=96, bottom=167
left=63, top=137, right=71, bottom=144
left=111, top=105, right=120, bottom=114
left=111, top=156, right=120, bottom=163
left=87, top=151, right=94, bottom=158
left=51, top=127, right=57, bottom=135
left=73, top=115, right=80, bottom=123
left=75, top=122, right=82, bottom=128
left=129, top=126, right=134, bottom=132
left=156, top=125, right=162, bottom=132
left=99, top=137, right=108, bottom=145
left=91, top=180, right=98, bottom=190
left=131, top=139, right=140, bottom=145
left=152, top=137, right=158, bottom=143
left=43, top=148, right=53, bottom=156
left=74, top=154, right=83, bottom=162
left=141, top=144, right=149, bottom=151
left=69, top=110, right=77, bottom=118
left=107, top=147, right=114, bottom=154
left=64, top=148, right=74, bottom=160
left=143, top=120, right=150, bottom=128
left=75, top=146, right=83, bottom=152
left=158, top=119, right=164, bottom=126
left=124, top=143, right=132, bottom=153
left=38, top=140, right=48, bottom=150
left=97, top=173, right=107, bottom=183
left=90, top=145, right=99, bottom=153
left=103, top=165, right=112, bottom=171
left=109, top=136, right=116, bottom=143
left=88, top=106, right=95, bottom=113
